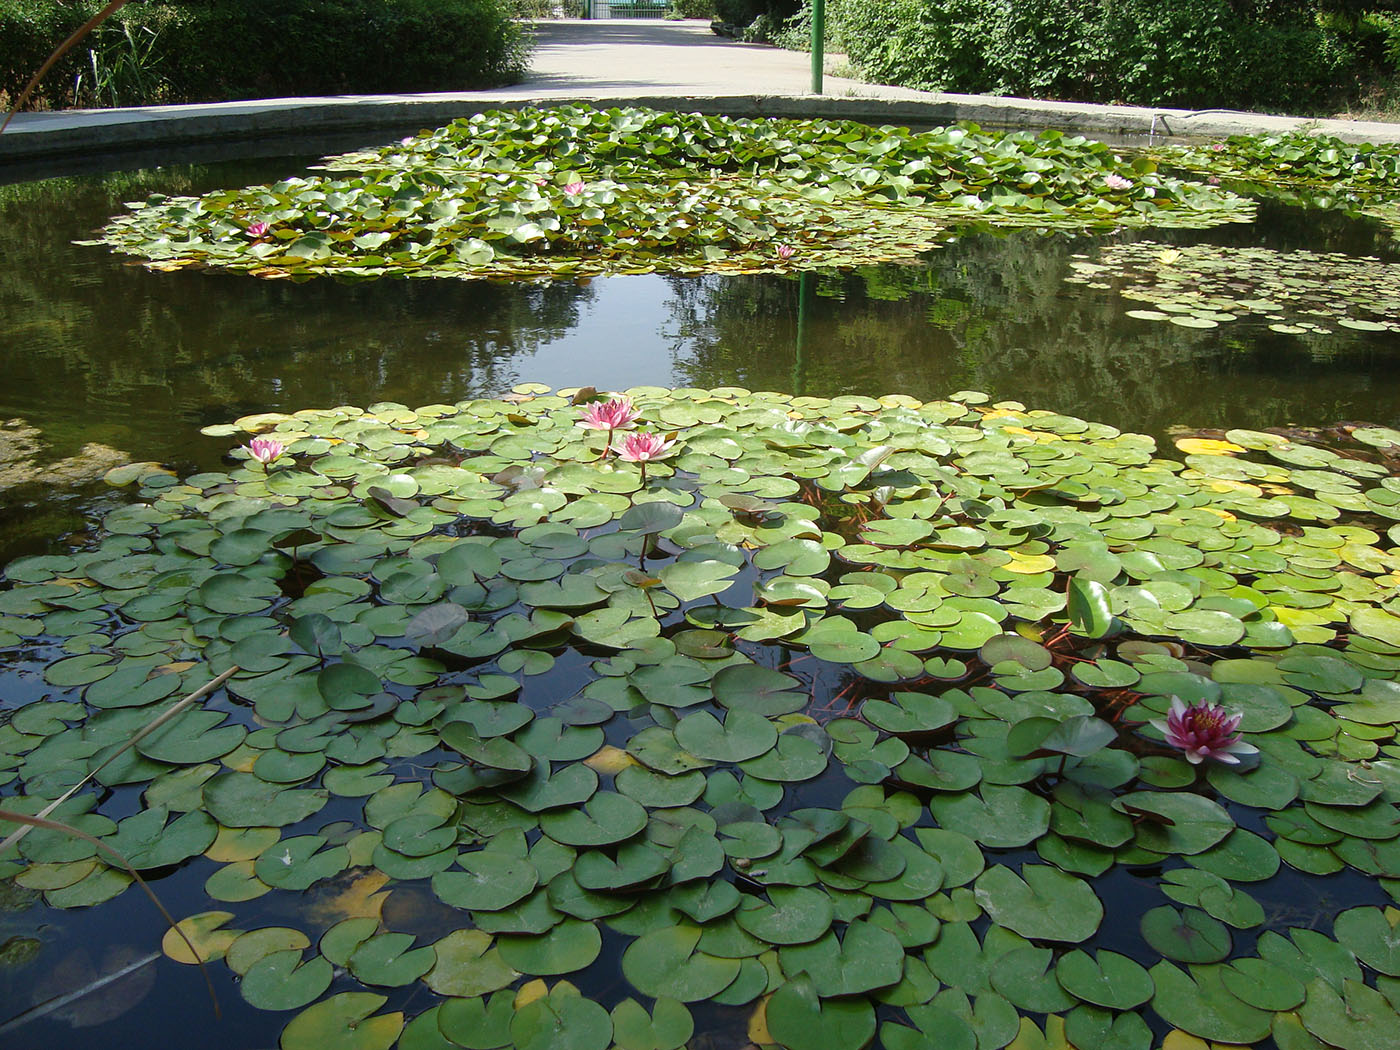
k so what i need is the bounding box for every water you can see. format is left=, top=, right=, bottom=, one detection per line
left=4, top=150, right=1400, bottom=563
left=4, top=143, right=1400, bottom=1049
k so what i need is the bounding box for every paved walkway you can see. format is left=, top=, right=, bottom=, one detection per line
left=5, top=18, right=1400, bottom=166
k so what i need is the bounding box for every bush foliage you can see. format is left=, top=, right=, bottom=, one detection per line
left=0, top=0, right=529, bottom=109
left=667, top=0, right=715, bottom=17
left=714, top=0, right=799, bottom=29
left=774, top=0, right=1381, bottom=112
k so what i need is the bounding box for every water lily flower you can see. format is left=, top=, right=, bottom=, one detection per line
left=563, top=181, right=586, bottom=196
left=1151, top=697, right=1257, bottom=765
left=1103, top=174, right=1134, bottom=191
left=776, top=244, right=795, bottom=260
left=578, top=397, right=641, bottom=461
left=245, top=436, right=285, bottom=464
left=1211, top=142, right=1227, bottom=152
left=612, top=431, right=679, bottom=484
left=614, top=431, right=678, bottom=463
left=246, top=221, right=269, bottom=238
left=577, top=397, right=640, bottom=433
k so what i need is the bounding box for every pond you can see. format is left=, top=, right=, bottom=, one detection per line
left=4, top=110, right=1400, bottom=1050
left=5, top=153, right=1400, bottom=565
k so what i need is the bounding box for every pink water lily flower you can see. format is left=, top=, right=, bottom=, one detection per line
left=578, top=397, right=642, bottom=461
left=563, top=181, right=587, bottom=196
left=776, top=244, right=795, bottom=260
left=245, top=436, right=285, bottom=464
left=1103, top=173, right=1134, bottom=191
left=577, top=397, right=640, bottom=432
left=614, top=431, right=678, bottom=463
left=246, top=221, right=270, bottom=238
left=1151, top=697, right=1258, bottom=765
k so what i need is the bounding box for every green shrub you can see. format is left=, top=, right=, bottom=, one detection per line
left=0, top=0, right=108, bottom=108
left=157, top=0, right=529, bottom=101
left=506, top=0, right=558, bottom=15
left=1102, top=0, right=1355, bottom=111
left=714, top=0, right=798, bottom=28
left=979, top=0, right=1109, bottom=100
left=667, top=0, right=714, bottom=18
left=836, top=0, right=990, bottom=92
left=0, top=0, right=529, bottom=110
left=796, top=0, right=1369, bottom=113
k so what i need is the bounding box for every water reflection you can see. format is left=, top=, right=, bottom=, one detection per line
left=665, top=226, right=1400, bottom=440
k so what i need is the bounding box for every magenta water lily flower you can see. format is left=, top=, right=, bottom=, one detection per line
left=1103, top=174, right=1134, bottom=191
left=578, top=397, right=642, bottom=461
left=246, top=221, right=270, bottom=238
left=1151, top=697, right=1257, bottom=765
left=563, top=181, right=586, bottom=196
left=245, top=436, right=285, bottom=464
left=577, top=397, right=640, bottom=432
left=776, top=244, right=795, bottom=260
left=614, top=431, right=678, bottom=463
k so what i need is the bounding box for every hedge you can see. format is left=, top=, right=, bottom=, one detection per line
left=776, top=0, right=1373, bottom=113
left=0, top=0, right=529, bottom=110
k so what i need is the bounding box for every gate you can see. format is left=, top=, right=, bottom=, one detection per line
left=587, top=1, right=670, bottom=16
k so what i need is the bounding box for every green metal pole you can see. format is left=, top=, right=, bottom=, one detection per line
left=810, top=0, right=824, bottom=94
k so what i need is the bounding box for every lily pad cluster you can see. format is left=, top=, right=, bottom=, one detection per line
left=1165, top=131, right=1400, bottom=195
left=5, top=386, right=1400, bottom=1050
left=1065, top=241, right=1400, bottom=334
left=1161, top=131, right=1400, bottom=237
left=88, top=106, right=1253, bottom=281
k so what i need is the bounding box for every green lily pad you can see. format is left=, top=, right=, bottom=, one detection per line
left=509, top=983, right=612, bottom=1050
left=436, top=991, right=514, bottom=1049
left=610, top=997, right=693, bottom=1050
left=974, top=863, right=1103, bottom=942
left=1114, top=791, right=1234, bottom=855
left=1334, top=905, right=1400, bottom=976
left=766, top=977, right=876, bottom=1050
left=241, top=949, right=334, bottom=1011
left=348, top=932, right=436, bottom=987
left=425, top=930, right=517, bottom=997
left=432, top=852, right=539, bottom=911
left=776, top=920, right=905, bottom=996
left=1055, top=950, right=1154, bottom=1010
left=540, top=791, right=648, bottom=847
left=497, top=918, right=602, bottom=976
left=673, top=709, right=778, bottom=763
left=620, top=923, right=741, bottom=1002
left=279, top=993, right=403, bottom=1050
left=1140, top=906, right=1232, bottom=964
left=734, top=886, right=835, bottom=945
left=1299, top=977, right=1400, bottom=1050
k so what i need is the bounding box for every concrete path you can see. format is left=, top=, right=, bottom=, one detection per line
left=5, top=18, right=1400, bottom=168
